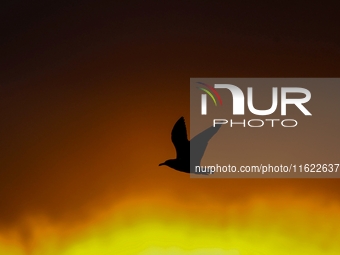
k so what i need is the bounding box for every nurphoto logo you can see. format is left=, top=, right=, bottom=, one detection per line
left=199, top=83, right=312, bottom=128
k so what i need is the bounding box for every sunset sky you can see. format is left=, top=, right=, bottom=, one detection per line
left=1, top=1, right=340, bottom=255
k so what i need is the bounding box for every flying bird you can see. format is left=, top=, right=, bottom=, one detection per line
left=159, top=117, right=222, bottom=174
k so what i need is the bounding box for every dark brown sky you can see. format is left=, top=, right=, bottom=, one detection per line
left=1, top=1, right=340, bottom=253
left=1, top=1, right=340, bottom=83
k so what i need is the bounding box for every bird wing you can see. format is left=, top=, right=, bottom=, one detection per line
left=171, top=117, right=189, bottom=159
left=190, top=124, right=222, bottom=165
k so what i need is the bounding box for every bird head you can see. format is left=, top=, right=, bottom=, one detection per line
left=158, top=160, right=168, bottom=166
left=158, top=159, right=175, bottom=167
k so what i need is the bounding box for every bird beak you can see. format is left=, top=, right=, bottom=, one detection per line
left=159, top=163, right=165, bottom=166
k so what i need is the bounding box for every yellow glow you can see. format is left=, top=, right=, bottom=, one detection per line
left=1, top=195, right=339, bottom=255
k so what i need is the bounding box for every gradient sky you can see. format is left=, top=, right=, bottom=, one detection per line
left=1, top=1, right=340, bottom=255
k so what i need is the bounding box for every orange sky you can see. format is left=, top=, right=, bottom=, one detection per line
left=1, top=2, right=340, bottom=254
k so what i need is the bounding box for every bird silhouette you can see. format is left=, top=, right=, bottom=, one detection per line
left=159, top=117, right=222, bottom=174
